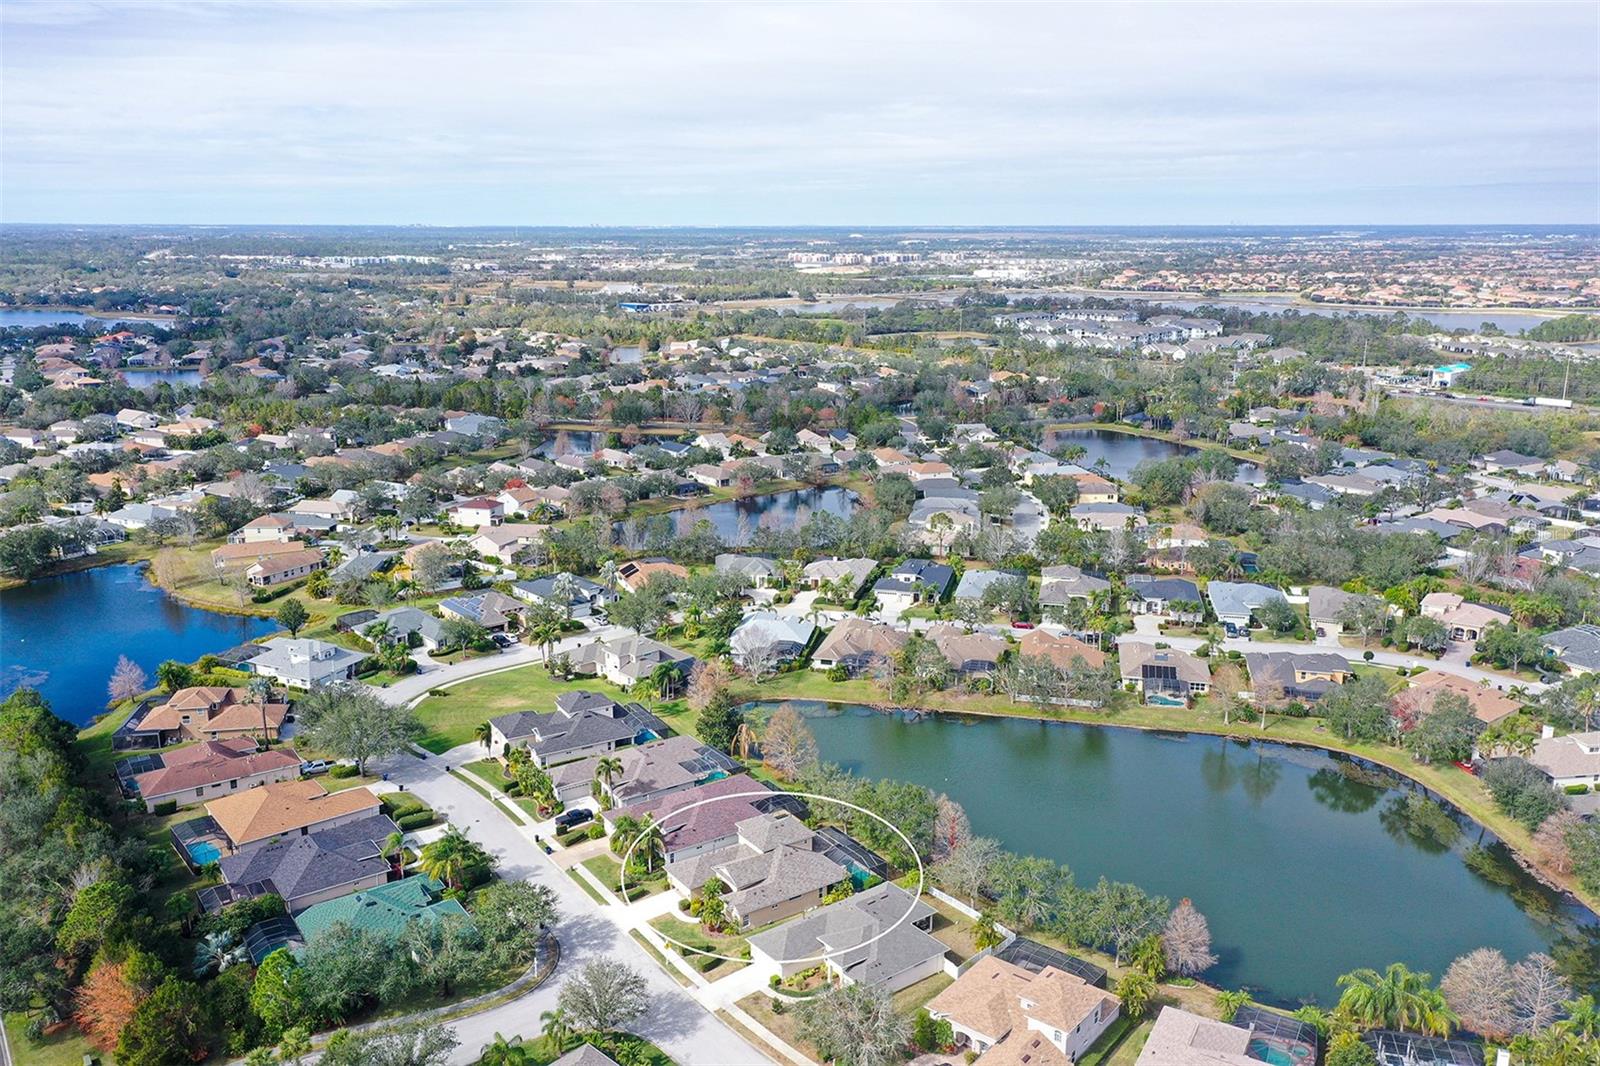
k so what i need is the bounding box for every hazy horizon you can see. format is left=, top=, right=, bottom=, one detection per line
left=3, top=1, right=1596, bottom=226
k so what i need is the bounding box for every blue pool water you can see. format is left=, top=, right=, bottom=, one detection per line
left=187, top=841, right=222, bottom=866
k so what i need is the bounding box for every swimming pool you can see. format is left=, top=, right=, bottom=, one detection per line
left=1248, top=1039, right=1310, bottom=1065
left=187, top=841, right=222, bottom=866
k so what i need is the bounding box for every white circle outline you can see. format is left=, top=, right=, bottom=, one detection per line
left=616, top=788, right=927, bottom=966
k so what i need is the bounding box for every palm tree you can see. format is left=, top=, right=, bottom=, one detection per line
left=540, top=1008, right=573, bottom=1053
left=479, top=1033, right=530, bottom=1066
left=599, top=559, right=620, bottom=594
left=1558, top=994, right=1600, bottom=1039
left=419, top=826, right=489, bottom=890
left=611, top=814, right=663, bottom=874
left=731, top=720, right=758, bottom=760
left=529, top=611, right=563, bottom=663
left=551, top=572, right=579, bottom=621
left=649, top=661, right=680, bottom=699
left=381, top=830, right=407, bottom=874
left=1336, top=963, right=1457, bottom=1037
left=474, top=720, right=494, bottom=750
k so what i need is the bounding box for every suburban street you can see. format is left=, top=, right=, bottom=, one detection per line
left=369, top=744, right=774, bottom=1065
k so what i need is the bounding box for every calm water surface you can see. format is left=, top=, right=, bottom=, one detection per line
left=0, top=564, right=276, bottom=725
left=1044, top=427, right=1265, bottom=485
left=614, top=486, right=857, bottom=547
left=120, top=368, right=203, bottom=388
left=0, top=309, right=171, bottom=329
left=775, top=701, right=1595, bottom=1007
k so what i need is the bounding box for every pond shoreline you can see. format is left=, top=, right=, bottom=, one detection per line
left=746, top=693, right=1599, bottom=916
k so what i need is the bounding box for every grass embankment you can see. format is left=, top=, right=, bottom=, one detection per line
left=0, top=538, right=156, bottom=591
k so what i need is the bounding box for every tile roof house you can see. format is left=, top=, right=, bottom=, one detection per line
left=446, top=496, right=505, bottom=527
left=210, top=538, right=314, bottom=574
left=208, top=811, right=399, bottom=913
left=133, top=686, right=291, bottom=744
left=604, top=775, right=796, bottom=862
left=747, top=882, right=946, bottom=992
left=247, top=638, right=368, bottom=689
left=1307, top=585, right=1385, bottom=638
left=466, top=523, right=548, bottom=564
left=1419, top=592, right=1511, bottom=645
left=130, top=739, right=302, bottom=811
left=205, top=780, right=382, bottom=853
left=1392, top=670, right=1524, bottom=726
left=666, top=811, right=849, bottom=929
left=246, top=547, right=325, bottom=587
left=1017, top=630, right=1105, bottom=670
left=293, top=874, right=469, bottom=943
left=928, top=624, right=1008, bottom=675
left=927, top=955, right=1121, bottom=1066
left=488, top=691, right=665, bottom=767
left=616, top=558, right=690, bottom=592
left=802, top=557, right=878, bottom=598
left=1135, top=1006, right=1259, bottom=1066
left=1119, top=643, right=1211, bottom=705
left=811, top=618, right=909, bottom=676
left=729, top=612, right=818, bottom=664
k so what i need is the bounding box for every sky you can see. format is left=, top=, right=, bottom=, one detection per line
left=2, top=1, right=1597, bottom=226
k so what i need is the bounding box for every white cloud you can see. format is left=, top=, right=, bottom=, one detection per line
left=2, top=1, right=1595, bottom=222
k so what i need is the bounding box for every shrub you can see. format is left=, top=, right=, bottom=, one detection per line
left=327, top=764, right=358, bottom=779
left=826, top=665, right=849, bottom=682
left=153, top=800, right=177, bottom=816
left=588, top=823, right=605, bottom=840
left=1566, top=784, right=1591, bottom=795
left=395, top=810, right=436, bottom=830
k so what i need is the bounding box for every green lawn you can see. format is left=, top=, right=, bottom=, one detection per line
left=630, top=930, right=692, bottom=987
left=566, top=866, right=608, bottom=906
left=648, top=914, right=749, bottom=980
left=890, top=971, right=953, bottom=1014
left=4, top=1014, right=97, bottom=1066
left=581, top=853, right=665, bottom=902
left=412, top=669, right=638, bottom=752
left=462, top=757, right=513, bottom=791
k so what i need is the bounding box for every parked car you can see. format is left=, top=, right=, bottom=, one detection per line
left=492, top=633, right=513, bottom=648
left=300, top=759, right=330, bottom=776
left=554, top=808, right=593, bottom=832
left=1010, top=621, right=1035, bottom=629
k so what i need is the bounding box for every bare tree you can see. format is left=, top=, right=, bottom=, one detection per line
left=1441, top=948, right=1515, bottom=1041
left=107, top=655, right=147, bottom=705
left=932, top=793, right=971, bottom=862
left=1533, top=808, right=1583, bottom=876
left=761, top=705, right=818, bottom=779
left=936, top=835, right=1001, bottom=906
left=685, top=659, right=732, bottom=713
left=736, top=640, right=781, bottom=683
left=1511, top=952, right=1571, bottom=1034
left=1161, top=898, right=1217, bottom=977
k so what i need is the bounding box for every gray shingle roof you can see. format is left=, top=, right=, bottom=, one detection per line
left=747, top=882, right=942, bottom=986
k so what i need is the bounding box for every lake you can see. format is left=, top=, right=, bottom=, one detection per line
left=0, top=564, right=277, bottom=726
left=0, top=309, right=172, bottom=329
left=776, top=702, right=1596, bottom=1007
left=120, top=367, right=203, bottom=388
left=1043, top=427, right=1265, bottom=485
left=613, top=486, right=858, bottom=547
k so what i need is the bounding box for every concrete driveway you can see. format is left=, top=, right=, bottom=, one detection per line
left=370, top=747, right=771, bottom=1065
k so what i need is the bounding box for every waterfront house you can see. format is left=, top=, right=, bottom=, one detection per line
left=811, top=617, right=908, bottom=676
left=729, top=612, right=818, bottom=666
left=927, top=955, right=1120, bottom=1066
left=1018, top=629, right=1105, bottom=670
left=666, top=811, right=849, bottom=930
left=1135, top=1007, right=1260, bottom=1066
left=246, top=546, right=325, bottom=588
left=928, top=624, right=1008, bottom=676
left=1119, top=643, right=1210, bottom=705
left=1528, top=728, right=1600, bottom=789
left=1392, top=670, right=1523, bottom=726
left=567, top=634, right=695, bottom=690
left=133, top=686, right=290, bottom=744
left=602, top=775, right=797, bottom=863
left=546, top=734, right=739, bottom=806
left=1242, top=652, right=1352, bottom=702
left=210, top=538, right=314, bottom=576
left=247, top=638, right=368, bottom=689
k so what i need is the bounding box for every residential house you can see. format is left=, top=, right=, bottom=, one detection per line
left=488, top=691, right=666, bottom=767
left=129, top=740, right=302, bottom=812
left=802, top=557, right=877, bottom=599
left=247, top=638, right=369, bottom=689
left=1135, top=1007, right=1261, bottom=1066
left=1206, top=581, right=1289, bottom=635
left=616, top=558, right=690, bottom=592
left=1419, top=592, right=1510, bottom=645
left=1018, top=629, right=1105, bottom=670
left=1392, top=670, right=1523, bottom=726
left=206, top=811, right=400, bottom=913
left=1125, top=575, right=1202, bottom=618
left=1070, top=472, right=1119, bottom=503
left=715, top=553, right=781, bottom=589
left=466, top=523, right=547, bottom=565
left=210, top=538, right=313, bottom=575
left=568, top=634, right=696, bottom=690
left=246, top=547, right=325, bottom=587
left=927, top=955, right=1120, bottom=1065
left=928, top=624, right=1007, bottom=676
left=546, top=734, right=739, bottom=806
left=447, top=496, right=505, bottom=527
left=1528, top=729, right=1600, bottom=789
left=747, top=882, right=945, bottom=991
left=233, top=514, right=299, bottom=544
left=511, top=572, right=614, bottom=617
left=952, top=568, right=1025, bottom=605
left=1242, top=652, right=1352, bottom=702
left=603, top=775, right=797, bottom=864
left=729, top=612, right=818, bottom=665
left=131, top=686, right=291, bottom=744
left=438, top=589, right=524, bottom=632
left=204, top=780, right=382, bottom=854
left=688, top=462, right=733, bottom=489
left=1478, top=450, right=1547, bottom=477
left=811, top=618, right=909, bottom=676
left=355, top=606, right=444, bottom=652
left=872, top=558, right=955, bottom=613
left=1119, top=643, right=1211, bottom=705
left=1039, top=564, right=1110, bottom=617
left=1543, top=624, right=1600, bottom=676
left=1308, top=586, right=1385, bottom=639
left=1071, top=502, right=1147, bottom=532
left=293, top=875, right=469, bottom=943
left=666, top=811, right=849, bottom=929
